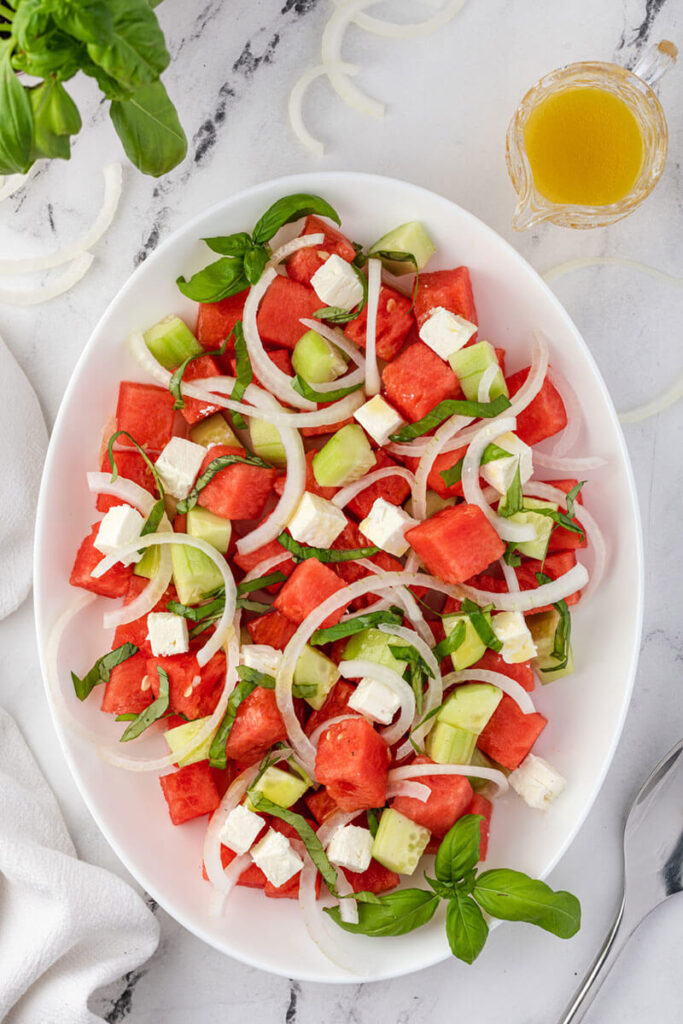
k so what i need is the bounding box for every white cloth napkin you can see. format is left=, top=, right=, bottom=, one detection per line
left=0, top=333, right=48, bottom=619
left=0, top=707, right=160, bottom=1024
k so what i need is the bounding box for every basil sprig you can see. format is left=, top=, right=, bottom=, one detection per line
left=176, top=451, right=273, bottom=514
left=107, top=429, right=165, bottom=499
left=229, top=321, right=253, bottom=431
left=71, top=642, right=139, bottom=702
left=177, top=194, right=341, bottom=302
left=277, top=532, right=379, bottom=563
left=535, top=572, right=572, bottom=672
left=309, top=607, right=404, bottom=646
left=291, top=374, right=363, bottom=404
left=499, top=477, right=586, bottom=543
left=439, top=442, right=512, bottom=489
left=326, top=814, right=581, bottom=962
left=120, top=666, right=169, bottom=742
left=313, top=262, right=368, bottom=325
left=390, top=394, right=511, bottom=443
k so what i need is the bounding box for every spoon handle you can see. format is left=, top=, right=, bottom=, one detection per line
left=557, top=895, right=631, bottom=1024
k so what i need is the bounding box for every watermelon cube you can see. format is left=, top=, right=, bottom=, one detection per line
left=233, top=535, right=295, bottom=591
left=273, top=450, right=339, bottom=503
left=413, top=267, right=478, bottom=331
left=546, top=478, right=587, bottom=552
left=344, top=284, right=414, bottom=362
left=342, top=859, right=400, bottom=895
left=346, top=450, right=412, bottom=520
left=406, top=504, right=505, bottom=583
left=286, top=215, right=356, bottom=285
left=245, top=610, right=298, bottom=650
left=468, top=792, right=493, bottom=860
left=474, top=648, right=535, bottom=693
left=477, top=694, right=547, bottom=770
left=159, top=761, right=220, bottom=825
left=390, top=755, right=473, bottom=838
left=115, top=382, right=175, bottom=451
left=96, top=450, right=156, bottom=513
left=69, top=523, right=133, bottom=598
left=506, top=368, right=568, bottom=446
left=257, top=276, right=322, bottom=350
left=305, top=787, right=340, bottom=824
left=315, top=717, right=390, bottom=812
left=196, top=289, right=249, bottom=353
left=224, top=685, right=288, bottom=765
left=382, top=341, right=461, bottom=422
left=201, top=842, right=267, bottom=887
left=196, top=444, right=277, bottom=520
left=230, top=347, right=293, bottom=391
left=100, top=651, right=154, bottom=715
left=147, top=650, right=225, bottom=719
left=273, top=558, right=348, bottom=629
left=304, top=680, right=358, bottom=737
left=179, top=354, right=223, bottom=425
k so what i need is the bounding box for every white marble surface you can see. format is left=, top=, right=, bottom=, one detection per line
left=1, top=0, right=682, bottom=1021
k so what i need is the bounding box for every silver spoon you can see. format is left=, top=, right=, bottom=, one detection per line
left=558, top=738, right=683, bottom=1023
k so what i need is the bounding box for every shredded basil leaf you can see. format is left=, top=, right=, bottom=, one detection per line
left=497, top=464, right=524, bottom=517
left=229, top=321, right=252, bottom=431
left=236, top=571, right=288, bottom=595
left=439, top=442, right=512, bottom=489
left=236, top=665, right=316, bottom=698
left=564, top=481, right=585, bottom=519
left=249, top=793, right=339, bottom=895
left=309, top=607, right=404, bottom=646
left=390, top=394, right=511, bottom=443
left=461, top=599, right=502, bottom=654
left=503, top=542, right=522, bottom=567
left=409, top=704, right=443, bottom=754
left=366, top=808, right=380, bottom=838
left=535, top=572, right=572, bottom=671
left=177, top=451, right=273, bottom=514
left=291, top=374, right=363, bottom=404
left=530, top=506, right=585, bottom=542
left=208, top=678, right=255, bottom=768
left=313, top=263, right=368, bottom=325
left=234, top=598, right=272, bottom=615
left=167, top=596, right=225, bottom=622
left=433, top=618, right=466, bottom=662
left=277, top=532, right=379, bottom=563
left=120, top=667, right=169, bottom=742
left=141, top=497, right=165, bottom=540
left=107, top=430, right=165, bottom=499
left=71, top=643, right=139, bottom=702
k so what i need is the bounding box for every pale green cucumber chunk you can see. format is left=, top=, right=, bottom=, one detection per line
left=171, top=544, right=224, bottom=605
left=508, top=497, right=558, bottom=560
left=469, top=747, right=500, bottom=791
left=407, top=491, right=455, bottom=519
left=426, top=720, right=477, bottom=764
left=249, top=418, right=287, bottom=468
left=144, top=315, right=202, bottom=370
left=442, top=613, right=486, bottom=671
left=187, top=506, right=232, bottom=555
left=312, top=424, right=376, bottom=488
left=245, top=766, right=309, bottom=811
left=134, top=544, right=161, bottom=580
left=294, top=645, right=340, bottom=710
left=342, top=628, right=409, bottom=676
left=449, top=341, right=508, bottom=402
left=368, top=221, right=436, bottom=275
left=165, top=716, right=217, bottom=767
left=528, top=609, right=575, bottom=683
left=535, top=645, right=574, bottom=683
left=292, top=329, right=347, bottom=383
left=372, top=808, right=431, bottom=875
left=189, top=413, right=240, bottom=448
left=438, top=682, right=502, bottom=734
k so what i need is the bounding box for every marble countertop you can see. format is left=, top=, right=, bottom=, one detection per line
left=1, top=0, right=682, bottom=1021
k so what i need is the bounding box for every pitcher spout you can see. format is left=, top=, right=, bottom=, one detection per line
left=511, top=198, right=551, bottom=232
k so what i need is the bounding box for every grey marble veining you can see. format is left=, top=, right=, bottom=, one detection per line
left=0, top=1, right=681, bottom=1021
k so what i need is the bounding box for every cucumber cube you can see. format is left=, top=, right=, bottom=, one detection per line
left=449, top=341, right=508, bottom=402
left=144, top=315, right=202, bottom=369
left=189, top=413, right=240, bottom=448
left=134, top=543, right=161, bottom=580
left=528, top=609, right=575, bottom=683
left=369, top=221, right=436, bottom=276
left=312, top=425, right=376, bottom=488
left=442, top=613, right=486, bottom=671
left=292, top=329, right=347, bottom=383
left=342, top=628, right=409, bottom=676
left=171, top=544, right=224, bottom=605
left=469, top=747, right=501, bottom=791
left=249, top=418, right=287, bottom=468
left=426, top=720, right=477, bottom=764
left=246, top=766, right=309, bottom=811
left=187, top=506, right=232, bottom=555
left=294, top=644, right=340, bottom=710
left=164, top=715, right=217, bottom=767
left=508, top=497, right=558, bottom=560
left=372, top=808, right=431, bottom=875
left=438, top=683, right=502, bottom=734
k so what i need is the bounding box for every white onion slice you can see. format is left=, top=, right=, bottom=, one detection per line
left=288, top=62, right=359, bottom=156
left=413, top=413, right=471, bottom=521
left=377, top=622, right=442, bottom=738
left=338, top=658, right=415, bottom=745
left=299, top=850, right=357, bottom=973
left=443, top=668, right=535, bottom=715
left=299, top=317, right=366, bottom=371
left=87, top=471, right=156, bottom=517
left=499, top=557, right=519, bottom=592
left=478, top=363, right=498, bottom=403
left=385, top=780, right=431, bottom=802
left=341, top=0, right=467, bottom=38
left=269, top=232, right=325, bottom=265
left=332, top=466, right=416, bottom=508
left=364, top=258, right=382, bottom=396
left=321, top=0, right=386, bottom=118
left=0, top=163, right=122, bottom=274
left=208, top=853, right=252, bottom=917
left=532, top=450, right=606, bottom=472
left=461, top=415, right=536, bottom=543
left=309, top=713, right=359, bottom=748
left=356, top=558, right=433, bottom=647
left=459, top=562, right=589, bottom=612
left=389, top=762, right=508, bottom=795
left=0, top=252, right=93, bottom=306
left=335, top=869, right=360, bottom=925
left=546, top=368, right=581, bottom=456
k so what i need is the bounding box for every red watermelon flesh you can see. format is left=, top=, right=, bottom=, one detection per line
left=305, top=788, right=340, bottom=824
left=69, top=523, right=133, bottom=599
left=477, top=694, right=547, bottom=770
left=304, top=680, right=359, bottom=737
left=273, top=558, right=348, bottom=629
left=147, top=650, right=225, bottom=720
left=116, top=381, right=175, bottom=451
left=506, top=368, right=567, bottom=446
left=159, top=761, right=221, bottom=825
left=178, top=354, right=223, bottom=425
left=474, top=648, right=535, bottom=693
left=246, top=610, right=298, bottom=650
left=196, top=444, right=277, bottom=520
left=342, top=860, right=400, bottom=895
left=413, top=267, right=478, bottom=332
left=468, top=792, right=493, bottom=861
left=382, top=341, right=461, bottom=422
left=96, top=450, right=156, bottom=513
left=196, top=289, right=249, bottom=354
left=301, top=414, right=355, bottom=438
left=545, top=478, right=587, bottom=552
left=286, top=215, right=356, bottom=285
left=257, top=276, right=322, bottom=350
left=315, top=717, right=390, bottom=812
left=100, top=652, right=154, bottom=715
left=344, top=284, right=414, bottom=362
left=390, top=755, right=473, bottom=838
left=224, top=685, right=288, bottom=765
left=406, top=504, right=505, bottom=584
left=346, top=449, right=411, bottom=520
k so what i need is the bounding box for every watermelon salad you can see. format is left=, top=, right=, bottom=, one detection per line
left=63, top=194, right=600, bottom=964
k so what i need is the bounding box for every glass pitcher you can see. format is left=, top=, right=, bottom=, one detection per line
left=506, top=41, right=677, bottom=230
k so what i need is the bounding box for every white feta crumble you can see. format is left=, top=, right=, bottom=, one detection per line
left=492, top=611, right=537, bottom=664
left=219, top=804, right=265, bottom=855
left=348, top=677, right=401, bottom=725
left=154, top=436, right=206, bottom=500
left=250, top=828, right=303, bottom=888
left=480, top=431, right=534, bottom=495
left=327, top=824, right=374, bottom=873
left=509, top=754, right=567, bottom=810
left=287, top=491, right=346, bottom=548
left=241, top=644, right=283, bottom=677
left=418, top=306, right=477, bottom=360
left=359, top=497, right=418, bottom=557
left=147, top=612, right=189, bottom=657
left=311, top=254, right=363, bottom=310
left=353, top=395, right=405, bottom=446
left=94, top=505, right=145, bottom=564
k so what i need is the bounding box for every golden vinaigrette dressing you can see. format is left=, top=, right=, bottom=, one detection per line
left=523, top=86, right=645, bottom=206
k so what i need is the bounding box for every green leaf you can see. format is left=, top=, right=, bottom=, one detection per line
left=176, top=255, right=248, bottom=303
left=325, top=889, right=439, bottom=937
left=115, top=712, right=138, bottom=721
left=497, top=463, right=523, bottom=517
left=528, top=506, right=585, bottom=541
left=432, top=618, right=466, bottom=662
left=120, top=665, right=169, bottom=741
left=177, top=451, right=273, bottom=514
left=87, top=0, right=169, bottom=89
left=461, top=599, right=502, bottom=654
left=251, top=193, right=341, bottom=246
left=52, top=0, right=113, bottom=44
left=277, top=532, right=379, bottom=563
left=313, top=263, right=368, bottom=325
left=249, top=793, right=339, bottom=895
left=236, top=665, right=316, bottom=699
left=167, top=596, right=225, bottom=622
left=435, top=814, right=484, bottom=888
left=439, top=442, right=512, bottom=489
left=390, top=394, right=512, bottom=443
left=11, top=1, right=84, bottom=81
left=291, top=373, right=363, bottom=404
left=208, top=678, right=255, bottom=768
left=110, top=79, right=186, bottom=177
left=473, top=869, right=581, bottom=938
left=366, top=808, right=380, bottom=838
left=564, top=481, right=585, bottom=520
left=309, top=608, right=403, bottom=646
left=28, top=79, right=81, bottom=161
left=107, top=429, right=165, bottom=498
left=243, top=244, right=269, bottom=286
left=535, top=572, right=572, bottom=672
left=503, top=542, right=521, bottom=567
left=71, top=642, right=139, bottom=701
left=204, top=233, right=252, bottom=257
left=236, top=571, right=287, bottom=595
left=0, top=42, right=34, bottom=174
left=140, top=497, right=165, bottom=540
left=229, top=321, right=252, bottom=431
left=234, top=597, right=271, bottom=615
left=446, top=893, right=489, bottom=964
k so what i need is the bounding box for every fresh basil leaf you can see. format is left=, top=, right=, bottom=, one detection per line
left=564, top=481, right=585, bottom=520
left=325, top=889, right=439, bottom=937
left=351, top=242, right=367, bottom=268
left=176, top=255, right=248, bottom=303
left=249, top=793, right=339, bottom=895
left=110, top=79, right=186, bottom=177
left=497, top=463, right=523, bottom=518
left=366, top=808, right=380, bottom=839
left=309, top=608, right=403, bottom=645
left=313, top=263, right=368, bottom=325
left=503, top=542, right=521, bottom=567
left=461, top=600, right=502, bottom=654
left=236, top=571, right=287, bottom=595
left=251, top=193, right=341, bottom=246
left=390, top=394, right=511, bottom=443
left=53, top=0, right=114, bottom=44
left=115, top=712, right=138, bottom=721
left=11, top=1, right=82, bottom=81
left=387, top=642, right=433, bottom=679
left=229, top=321, right=252, bottom=431
left=435, top=814, right=484, bottom=888
left=141, top=497, right=165, bottom=538
left=243, top=244, right=269, bottom=286
left=535, top=572, right=572, bottom=672
left=234, top=598, right=272, bottom=615
left=439, top=442, right=512, bottom=489
left=342, top=889, right=384, bottom=905
left=28, top=79, right=81, bottom=161
left=446, top=893, right=489, bottom=964
left=86, top=0, right=169, bottom=89
left=0, top=42, right=34, bottom=174
left=432, top=619, right=466, bottom=662
left=120, top=665, right=169, bottom=741
left=71, top=642, right=139, bottom=701
left=208, top=678, right=255, bottom=768
left=167, top=596, right=225, bottom=622
left=408, top=704, right=442, bottom=754
left=291, top=374, right=363, bottom=404
left=277, top=532, right=379, bottom=563
left=107, top=429, right=165, bottom=498
left=177, top=451, right=273, bottom=514
left=473, top=869, right=581, bottom=938
left=204, top=232, right=252, bottom=257
left=529, top=506, right=585, bottom=541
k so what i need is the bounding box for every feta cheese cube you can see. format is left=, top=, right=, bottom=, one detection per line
left=94, top=505, right=145, bottom=564
left=481, top=431, right=534, bottom=495
left=353, top=395, right=405, bottom=446
left=287, top=491, right=346, bottom=548
left=509, top=753, right=566, bottom=810
left=492, top=611, right=537, bottom=664
left=147, top=612, right=189, bottom=657
left=359, top=497, right=418, bottom=557
left=327, top=824, right=374, bottom=873
left=348, top=677, right=401, bottom=725
left=311, top=254, right=363, bottom=310
left=219, top=804, right=265, bottom=854
left=250, top=828, right=303, bottom=888
left=418, top=306, right=477, bottom=360
left=154, top=437, right=206, bottom=500
left=241, top=644, right=283, bottom=677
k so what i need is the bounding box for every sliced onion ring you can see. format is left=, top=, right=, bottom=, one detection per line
left=0, top=252, right=94, bottom=307
left=385, top=780, right=431, bottom=802
left=442, top=668, right=536, bottom=714
left=461, top=415, right=536, bottom=543
left=321, top=0, right=386, bottom=118
left=288, top=62, right=360, bottom=157
left=389, top=762, right=508, bottom=795
left=364, top=257, right=382, bottom=395
left=332, top=466, right=416, bottom=509
left=338, top=658, right=415, bottom=745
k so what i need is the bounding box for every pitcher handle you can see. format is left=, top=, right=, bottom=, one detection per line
left=632, top=40, right=678, bottom=89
